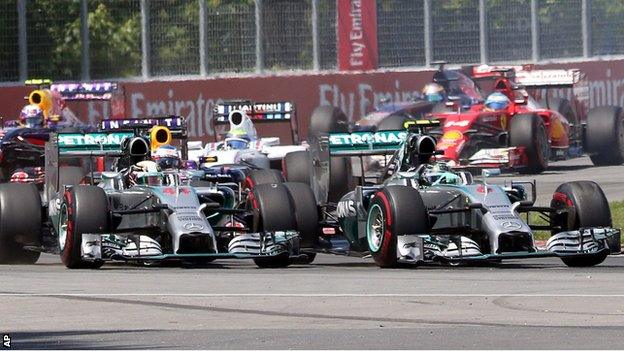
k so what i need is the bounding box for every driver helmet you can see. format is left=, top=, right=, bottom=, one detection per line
left=421, top=163, right=461, bottom=186
left=484, top=92, right=510, bottom=111
left=224, top=128, right=250, bottom=150
left=19, top=104, right=45, bottom=128
left=131, top=160, right=164, bottom=186
left=422, top=83, right=446, bottom=103
left=152, top=145, right=181, bottom=170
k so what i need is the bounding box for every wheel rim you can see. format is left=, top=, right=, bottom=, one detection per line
left=367, top=204, right=385, bottom=252
left=58, top=203, right=69, bottom=251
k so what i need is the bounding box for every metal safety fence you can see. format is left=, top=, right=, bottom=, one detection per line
left=1, top=0, right=623, bottom=83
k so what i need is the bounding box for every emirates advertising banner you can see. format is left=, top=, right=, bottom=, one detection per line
left=1, top=59, right=624, bottom=143
left=337, top=0, right=379, bottom=71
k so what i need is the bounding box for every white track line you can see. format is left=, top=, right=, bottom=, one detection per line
left=1, top=293, right=624, bottom=298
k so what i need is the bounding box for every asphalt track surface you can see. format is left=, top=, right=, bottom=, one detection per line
left=2, top=156, right=624, bottom=350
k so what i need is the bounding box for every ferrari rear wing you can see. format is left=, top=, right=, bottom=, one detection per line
left=469, top=65, right=584, bottom=88
left=514, top=69, right=584, bottom=88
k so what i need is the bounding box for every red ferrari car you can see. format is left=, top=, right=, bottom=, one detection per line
left=429, top=65, right=624, bottom=173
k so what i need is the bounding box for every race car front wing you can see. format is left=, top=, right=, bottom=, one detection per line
left=80, top=231, right=301, bottom=262
left=395, top=227, right=621, bottom=265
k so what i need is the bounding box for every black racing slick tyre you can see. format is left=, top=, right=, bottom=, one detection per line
left=509, top=113, right=550, bottom=174
left=283, top=151, right=312, bottom=186
left=308, top=106, right=349, bottom=137
left=366, top=186, right=429, bottom=268
left=283, top=182, right=318, bottom=248
left=0, top=183, right=41, bottom=264
left=248, top=183, right=296, bottom=268
left=551, top=181, right=612, bottom=267
left=244, top=169, right=284, bottom=189
left=329, top=157, right=351, bottom=203
left=59, top=185, right=109, bottom=269
left=586, top=106, right=624, bottom=166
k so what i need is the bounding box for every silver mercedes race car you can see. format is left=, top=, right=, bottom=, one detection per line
left=281, top=120, right=621, bottom=267
left=0, top=128, right=302, bottom=268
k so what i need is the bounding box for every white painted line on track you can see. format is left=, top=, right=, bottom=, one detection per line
left=1, top=293, right=624, bottom=298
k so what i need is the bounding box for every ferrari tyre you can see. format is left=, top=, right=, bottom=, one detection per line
left=509, top=113, right=549, bottom=174
left=551, top=181, right=612, bottom=267
left=283, top=182, right=318, bottom=248
left=0, top=183, right=41, bottom=264
left=367, top=186, right=429, bottom=268
left=586, top=106, right=624, bottom=166
left=244, top=169, right=284, bottom=189
left=59, top=185, right=109, bottom=269
left=283, top=151, right=312, bottom=185
left=249, top=183, right=296, bottom=268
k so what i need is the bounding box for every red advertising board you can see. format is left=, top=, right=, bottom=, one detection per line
left=337, top=0, right=379, bottom=71
left=1, top=59, right=624, bottom=144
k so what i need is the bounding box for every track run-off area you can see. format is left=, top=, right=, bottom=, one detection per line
left=2, top=156, right=624, bottom=349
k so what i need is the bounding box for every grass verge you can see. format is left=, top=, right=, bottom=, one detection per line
left=532, top=200, right=624, bottom=242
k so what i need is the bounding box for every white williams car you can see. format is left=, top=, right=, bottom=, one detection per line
left=197, top=101, right=307, bottom=170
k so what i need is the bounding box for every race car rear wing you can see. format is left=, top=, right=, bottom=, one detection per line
left=99, top=115, right=186, bottom=137
left=514, top=69, right=584, bottom=88
left=326, top=120, right=440, bottom=157
left=328, top=130, right=407, bottom=156
left=469, top=65, right=584, bottom=88
left=50, top=82, right=119, bottom=100
left=213, top=100, right=300, bottom=143
left=56, top=131, right=136, bottom=155
left=99, top=115, right=188, bottom=158
left=213, top=100, right=294, bottom=124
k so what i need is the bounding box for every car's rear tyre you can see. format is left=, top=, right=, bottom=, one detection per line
left=367, top=186, right=429, bottom=268
left=60, top=185, right=109, bottom=269
left=329, top=157, right=351, bottom=203
left=0, top=183, right=41, bottom=264
left=244, top=169, right=284, bottom=189
left=249, top=183, right=296, bottom=268
left=283, top=182, right=318, bottom=248
left=551, top=181, right=612, bottom=267
left=283, top=151, right=312, bottom=185
left=586, top=106, right=624, bottom=166
left=308, top=106, right=348, bottom=137
left=509, top=113, right=549, bottom=174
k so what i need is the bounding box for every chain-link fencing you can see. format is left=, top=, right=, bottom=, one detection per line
left=486, top=0, right=532, bottom=62
left=2, top=0, right=624, bottom=83
left=377, top=0, right=425, bottom=68
left=538, top=0, right=583, bottom=59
